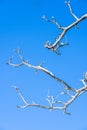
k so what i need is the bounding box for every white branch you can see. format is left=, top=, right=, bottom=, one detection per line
left=65, top=1, right=79, bottom=20
left=42, top=15, right=64, bottom=30
left=13, top=86, right=29, bottom=105
left=8, top=50, right=87, bottom=114
left=44, top=1, right=87, bottom=53
left=14, top=83, right=87, bottom=114
left=8, top=1, right=87, bottom=114
left=45, top=14, right=87, bottom=52
left=7, top=50, right=76, bottom=92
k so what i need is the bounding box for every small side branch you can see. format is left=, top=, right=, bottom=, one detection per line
left=13, top=86, right=29, bottom=105
left=42, top=15, right=65, bottom=30
left=65, top=1, right=79, bottom=20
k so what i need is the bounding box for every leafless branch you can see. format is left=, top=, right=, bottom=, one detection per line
left=7, top=49, right=76, bottom=91
left=13, top=86, right=29, bottom=105
left=8, top=1, right=87, bottom=114
left=13, top=79, right=87, bottom=114
left=8, top=50, right=87, bottom=114
left=65, top=1, right=79, bottom=20
left=42, top=15, right=64, bottom=30
left=43, top=1, right=87, bottom=53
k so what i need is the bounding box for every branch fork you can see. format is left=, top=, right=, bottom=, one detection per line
left=8, top=50, right=87, bottom=114
left=7, top=1, right=87, bottom=114
left=43, top=1, right=87, bottom=54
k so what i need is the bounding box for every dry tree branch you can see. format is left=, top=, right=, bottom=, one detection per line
left=8, top=1, right=87, bottom=114
left=43, top=1, right=87, bottom=53
left=7, top=49, right=75, bottom=91
left=42, top=15, right=64, bottom=30
left=65, top=1, right=79, bottom=20
left=8, top=50, right=87, bottom=114
left=13, top=79, right=87, bottom=114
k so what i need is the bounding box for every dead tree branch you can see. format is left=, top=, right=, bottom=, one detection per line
left=12, top=77, right=87, bottom=114
left=8, top=1, right=87, bottom=114
left=8, top=50, right=87, bottom=114
left=43, top=1, right=87, bottom=53
left=65, top=1, right=79, bottom=20
left=7, top=49, right=75, bottom=91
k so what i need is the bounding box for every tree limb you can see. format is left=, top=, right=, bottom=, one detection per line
left=7, top=49, right=76, bottom=92
left=13, top=81, right=87, bottom=114
left=8, top=1, right=87, bottom=114
left=8, top=50, right=87, bottom=114
left=43, top=1, right=87, bottom=53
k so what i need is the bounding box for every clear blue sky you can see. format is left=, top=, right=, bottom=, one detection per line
left=0, top=0, right=87, bottom=130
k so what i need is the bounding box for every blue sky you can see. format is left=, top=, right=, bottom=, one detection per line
left=0, top=0, right=87, bottom=130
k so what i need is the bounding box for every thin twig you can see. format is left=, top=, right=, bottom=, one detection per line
left=65, top=1, right=79, bottom=20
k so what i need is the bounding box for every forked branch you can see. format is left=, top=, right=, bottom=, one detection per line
left=13, top=78, right=87, bottom=114
left=8, top=50, right=87, bottom=114
left=8, top=1, right=87, bottom=114
left=7, top=49, right=75, bottom=91
left=43, top=1, right=87, bottom=53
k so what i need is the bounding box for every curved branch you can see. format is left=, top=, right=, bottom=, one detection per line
left=7, top=50, right=76, bottom=92
left=65, top=1, right=79, bottom=20
left=14, top=83, right=87, bottom=114
left=8, top=1, right=87, bottom=114
left=45, top=14, right=87, bottom=51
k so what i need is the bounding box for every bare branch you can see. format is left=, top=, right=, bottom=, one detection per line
left=8, top=50, right=76, bottom=92
left=45, top=14, right=87, bottom=52
left=10, top=55, right=87, bottom=114
left=10, top=56, right=87, bottom=114
left=13, top=86, right=29, bottom=105
left=42, top=15, right=64, bottom=30
left=43, top=1, right=87, bottom=54
left=14, top=82, right=87, bottom=114
left=8, top=1, right=87, bottom=114
left=65, top=1, right=79, bottom=20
